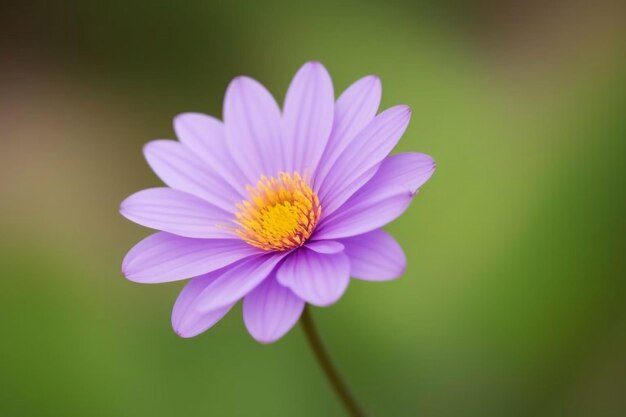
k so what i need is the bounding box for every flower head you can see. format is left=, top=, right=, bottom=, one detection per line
left=120, top=61, right=435, bottom=343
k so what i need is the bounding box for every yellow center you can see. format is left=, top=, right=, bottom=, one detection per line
left=234, top=172, right=321, bottom=251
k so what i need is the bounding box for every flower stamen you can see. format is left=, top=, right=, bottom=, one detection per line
left=235, top=172, right=321, bottom=251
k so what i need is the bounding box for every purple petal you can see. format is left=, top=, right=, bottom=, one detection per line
left=120, top=188, right=235, bottom=239
left=172, top=271, right=235, bottom=338
left=223, top=76, right=283, bottom=183
left=282, top=61, right=334, bottom=174
left=122, top=232, right=259, bottom=283
left=315, top=186, right=412, bottom=240
left=318, top=105, right=412, bottom=215
left=243, top=274, right=304, bottom=343
left=315, top=75, right=381, bottom=189
left=319, top=165, right=379, bottom=219
left=368, top=152, right=436, bottom=193
left=144, top=140, right=242, bottom=212
left=314, top=152, right=435, bottom=239
left=195, top=253, right=286, bottom=312
left=338, top=229, right=406, bottom=281
left=174, top=113, right=248, bottom=193
left=276, top=248, right=350, bottom=307
left=305, top=240, right=345, bottom=254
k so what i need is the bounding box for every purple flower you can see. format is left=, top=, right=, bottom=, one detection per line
left=120, top=62, right=435, bottom=343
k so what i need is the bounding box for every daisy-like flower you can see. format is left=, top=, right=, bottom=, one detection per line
left=121, top=61, right=435, bottom=343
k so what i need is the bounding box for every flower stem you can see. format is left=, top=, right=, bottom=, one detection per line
left=300, top=305, right=365, bottom=417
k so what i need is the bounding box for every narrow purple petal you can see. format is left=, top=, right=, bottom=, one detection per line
left=282, top=61, right=334, bottom=174
left=243, top=274, right=304, bottom=344
left=319, top=165, right=379, bottom=219
left=120, top=188, right=235, bottom=239
left=339, top=229, right=406, bottom=281
left=174, top=113, right=223, bottom=159
left=318, top=105, right=411, bottom=215
left=314, top=152, right=435, bottom=239
left=122, top=232, right=259, bottom=283
left=305, top=240, right=345, bottom=254
left=144, top=140, right=242, bottom=212
left=174, top=113, right=248, bottom=193
left=367, top=152, right=436, bottom=193
left=315, top=186, right=412, bottom=240
left=315, top=75, right=381, bottom=189
left=224, top=76, right=283, bottom=183
left=276, top=248, right=350, bottom=307
left=172, top=271, right=235, bottom=338
left=195, top=254, right=286, bottom=312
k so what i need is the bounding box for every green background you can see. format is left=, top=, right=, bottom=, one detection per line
left=1, top=1, right=625, bottom=416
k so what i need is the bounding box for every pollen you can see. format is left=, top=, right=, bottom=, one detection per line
left=234, top=172, right=321, bottom=251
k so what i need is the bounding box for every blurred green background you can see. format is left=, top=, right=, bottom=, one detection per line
left=1, top=1, right=625, bottom=416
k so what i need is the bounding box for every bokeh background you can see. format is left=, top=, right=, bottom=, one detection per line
left=1, top=1, right=625, bottom=416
